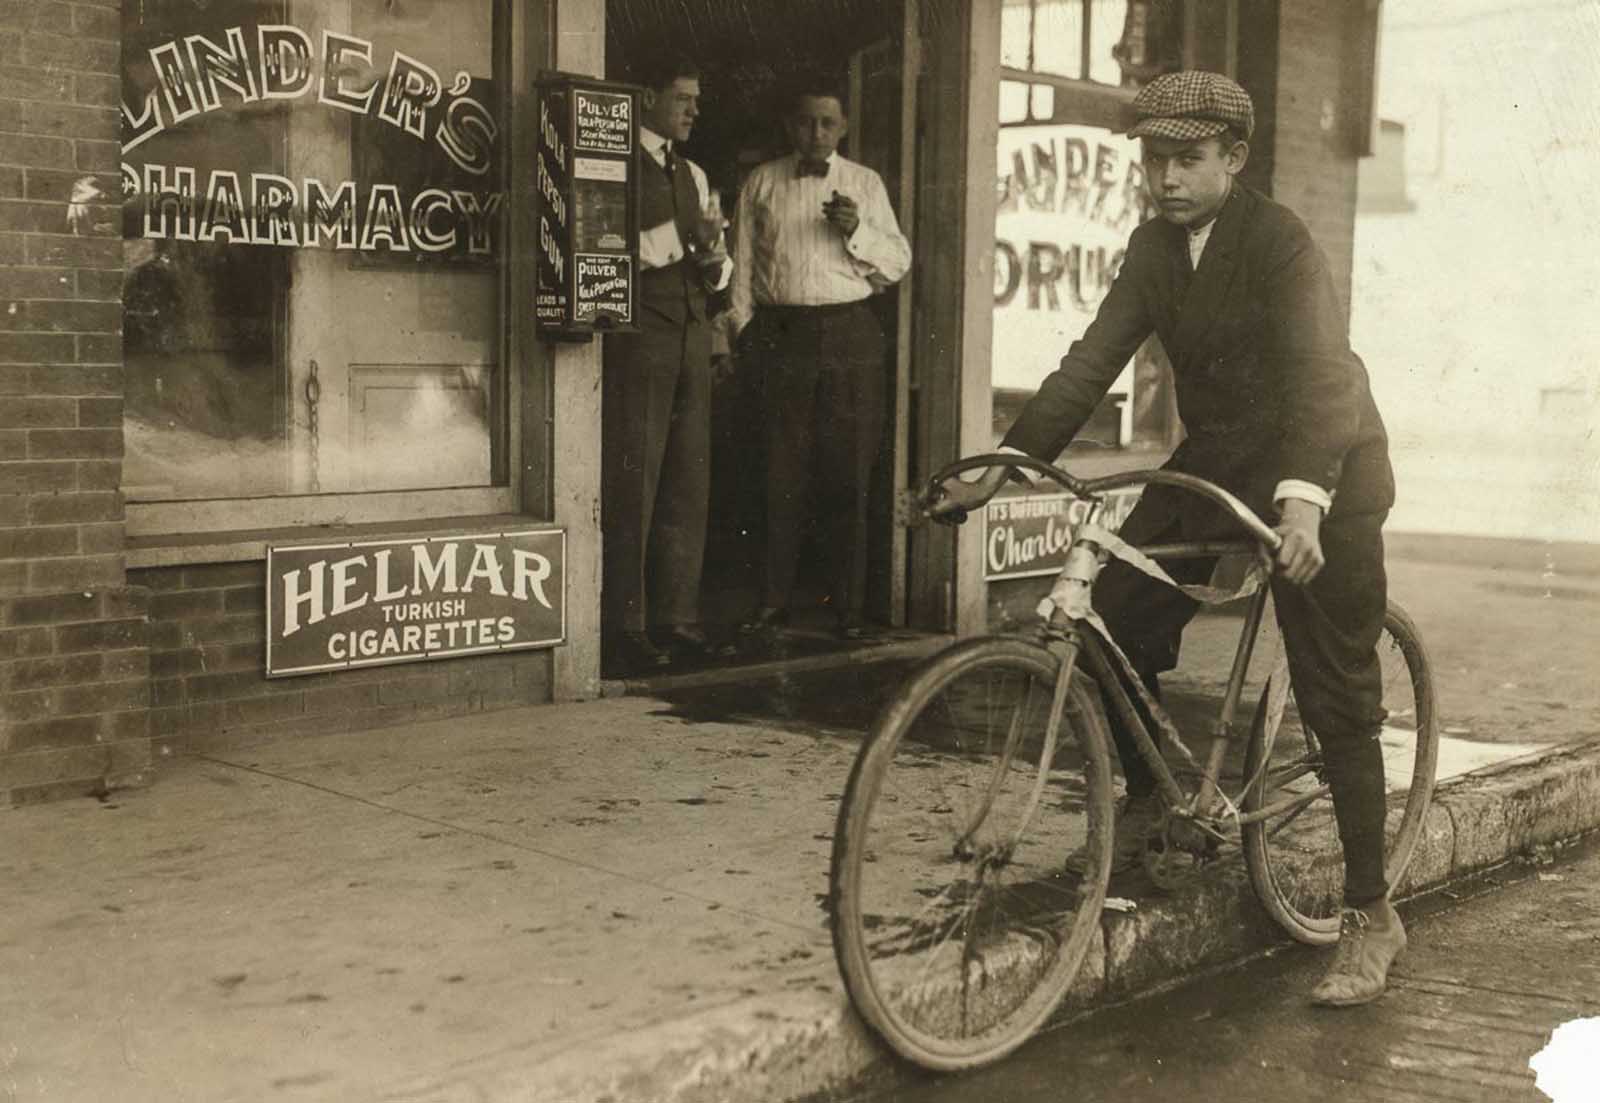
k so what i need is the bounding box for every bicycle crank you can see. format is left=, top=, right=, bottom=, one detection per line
left=1141, top=810, right=1221, bottom=892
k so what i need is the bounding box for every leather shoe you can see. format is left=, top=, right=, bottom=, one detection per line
left=1309, top=897, right=1407, bottom=1007
left=837, top=617, right=879, bottom=642
left=1064, top=792, right=1162, bottom=875
left=656, top=624, right=736, bottom=659
left=737, top=606, right=789, bottom=635
left=603, top=630, right=671, bottom=675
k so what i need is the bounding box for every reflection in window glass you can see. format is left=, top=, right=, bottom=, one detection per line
left=991, top=122, right=1169, bottom=453
left=1029, top=84, right=1056, bottom=121
left=1001, top=0, right=1034, bottom=70
left=1004, top=0, right=1166, bottom=89
left=999, top=80, right=1032, bottom=126
left=1088, top=0, right=1131, bottom=86
left=1032, top=0, right=1085, bottom=81
left=121, top=0, right=507, bottom=502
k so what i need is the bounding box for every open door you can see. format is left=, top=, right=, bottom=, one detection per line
left=847, top=0, right=921, bottom=628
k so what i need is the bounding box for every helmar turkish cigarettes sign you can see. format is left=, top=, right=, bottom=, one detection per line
left=266, top=529, right=566, bottom=677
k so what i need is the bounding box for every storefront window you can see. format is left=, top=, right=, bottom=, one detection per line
left=121, top=1, right=509, bottom=506
left=991, top=0, right=1182, bottom=456
left=1001, top=0, right=1153, bottom=87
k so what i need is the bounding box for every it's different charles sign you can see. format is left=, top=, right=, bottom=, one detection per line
left=266, top=529, right=565, bottom=677
left=983, top=491, right=1138, bottom=582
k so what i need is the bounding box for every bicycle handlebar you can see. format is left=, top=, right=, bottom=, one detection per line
left=924, top=453, right=1284, bottom=554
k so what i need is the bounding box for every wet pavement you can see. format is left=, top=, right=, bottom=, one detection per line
left=0, top=543, right=1595, bottom=1102
left=653, top=553, right=1579, bottom=778
left=834, top=831, right=1600, bottom=1103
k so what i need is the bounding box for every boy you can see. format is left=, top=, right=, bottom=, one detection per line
left=933, top=71, right=1402, bottom=1007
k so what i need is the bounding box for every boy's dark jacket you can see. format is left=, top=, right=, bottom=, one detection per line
left=1001, top=183, right=1394, bottom=534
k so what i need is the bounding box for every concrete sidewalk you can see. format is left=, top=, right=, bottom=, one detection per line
left=2, top=553, right=1598, bottom=1103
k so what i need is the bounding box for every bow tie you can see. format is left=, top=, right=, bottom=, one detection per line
left=796, top=158, right=829, bottom=179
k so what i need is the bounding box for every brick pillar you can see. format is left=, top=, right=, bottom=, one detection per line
left=1, top=1, right=152, bottom=806
left=1271, top=0, right=1362, bottom=314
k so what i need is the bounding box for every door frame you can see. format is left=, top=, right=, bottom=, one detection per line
left=846, top=0, right=922, bottom=629
left=906, top=0, right=1000, bottom=636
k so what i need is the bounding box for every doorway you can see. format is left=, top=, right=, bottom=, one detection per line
left=602, top=0, right=920, bottom=668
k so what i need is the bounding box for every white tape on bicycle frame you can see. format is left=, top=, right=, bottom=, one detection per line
left=1035, top=522, right=1279, bottom=774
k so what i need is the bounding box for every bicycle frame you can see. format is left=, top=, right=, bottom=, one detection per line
left=1071, top=569, right=1324, bottom=836
left=829, top=457, right=1437, bottom=1070
left=929, top=453, right=1327, bottom=840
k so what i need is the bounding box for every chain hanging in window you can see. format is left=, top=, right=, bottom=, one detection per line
left=305, top=359, right=322, bottom=492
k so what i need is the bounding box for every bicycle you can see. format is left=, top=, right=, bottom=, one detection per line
left=828, top=454, right=1438, bottom=1071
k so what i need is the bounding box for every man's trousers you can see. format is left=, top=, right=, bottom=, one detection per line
left=742, top=301, right=886, bottom=624
left=601, top=312, right=713, bottom=635
left=1092, top=496, right=1393, bottom=906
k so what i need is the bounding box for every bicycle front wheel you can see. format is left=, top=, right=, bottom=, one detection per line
left=829, top=637, right=1116, bottom=1071
left=1242, top=601, right=1439, bottom=944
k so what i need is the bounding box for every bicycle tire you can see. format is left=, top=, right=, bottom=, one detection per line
left=1242, top=600, right=1439, bottom=944
left=829, top=637, right=1116, bottom=1071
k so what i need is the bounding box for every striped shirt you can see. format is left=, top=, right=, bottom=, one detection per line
left=729, top=151, right=911, bottom=334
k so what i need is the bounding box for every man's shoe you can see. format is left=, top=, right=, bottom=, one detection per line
left=837, top=616, right=879, bottom=642
left=603, top=631, right=671, bottom=675
left=1064, top=792, right=1163, bottom=875
left=1309, top=898, right=1407, bottom=1007
left=737, top=606, right=788, bottom=636
left=657, top=624, right=737, bottom=660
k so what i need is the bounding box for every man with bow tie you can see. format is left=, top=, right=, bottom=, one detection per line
left=729, top=80, right=912, bottom=642
left=601, top=54, right=735, bottom=675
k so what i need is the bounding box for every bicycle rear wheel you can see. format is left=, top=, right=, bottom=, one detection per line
left=1242, top=601, right=1439, bottom=944
left=829, top=637, right=1115, bottom=1071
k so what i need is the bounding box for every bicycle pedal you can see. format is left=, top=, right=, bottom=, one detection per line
left=1142, top=844, right=1210, bottom=892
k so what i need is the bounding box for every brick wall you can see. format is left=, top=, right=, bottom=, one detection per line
left=132, top=563, right=553, bottom=759
left=1271, top=0, right=1362, bottom=314
left=0, top=0, right=151, bottom=805
left=0, top=587, right=150, bottom=804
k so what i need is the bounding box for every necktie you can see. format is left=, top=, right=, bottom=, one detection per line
left=661, top=145, right=678, bottom=178
left=796, top=158, right=828, bottom=178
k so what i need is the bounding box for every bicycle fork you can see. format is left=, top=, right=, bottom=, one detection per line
left=953, top=633, right=1083, bottom=868
left=952, top=511, right=1107, bottom=865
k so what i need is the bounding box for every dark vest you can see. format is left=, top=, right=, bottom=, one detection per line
left=637, top=147, right=707, bottom=324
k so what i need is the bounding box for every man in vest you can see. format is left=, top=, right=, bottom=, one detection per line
left=601, top=55, right=734, bottom=675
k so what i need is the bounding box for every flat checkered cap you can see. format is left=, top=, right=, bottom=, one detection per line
left=1129, top=70, right=1254, bottom=142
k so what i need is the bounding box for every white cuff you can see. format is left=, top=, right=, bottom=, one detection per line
left=845, top=221, right=887, bottom=272
left=640, top=219, right=686, bottom=270
left=1273, top=479, right=1333, bottom=512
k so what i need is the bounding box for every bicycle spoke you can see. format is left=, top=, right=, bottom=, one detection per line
left=1265, top=792, right=1322, bottom=840
left=833, top=641, right=1111, bottom=1064
left=1244, top=605, right=1438, bottom=944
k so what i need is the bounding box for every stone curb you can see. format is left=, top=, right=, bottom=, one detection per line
left=527, top=737, right=1600, bottom=1103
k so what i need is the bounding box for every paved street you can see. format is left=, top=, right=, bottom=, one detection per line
left=0, top=543, right=1595, bottom=1102
left=837, top=833, right=1600, bottom=1103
